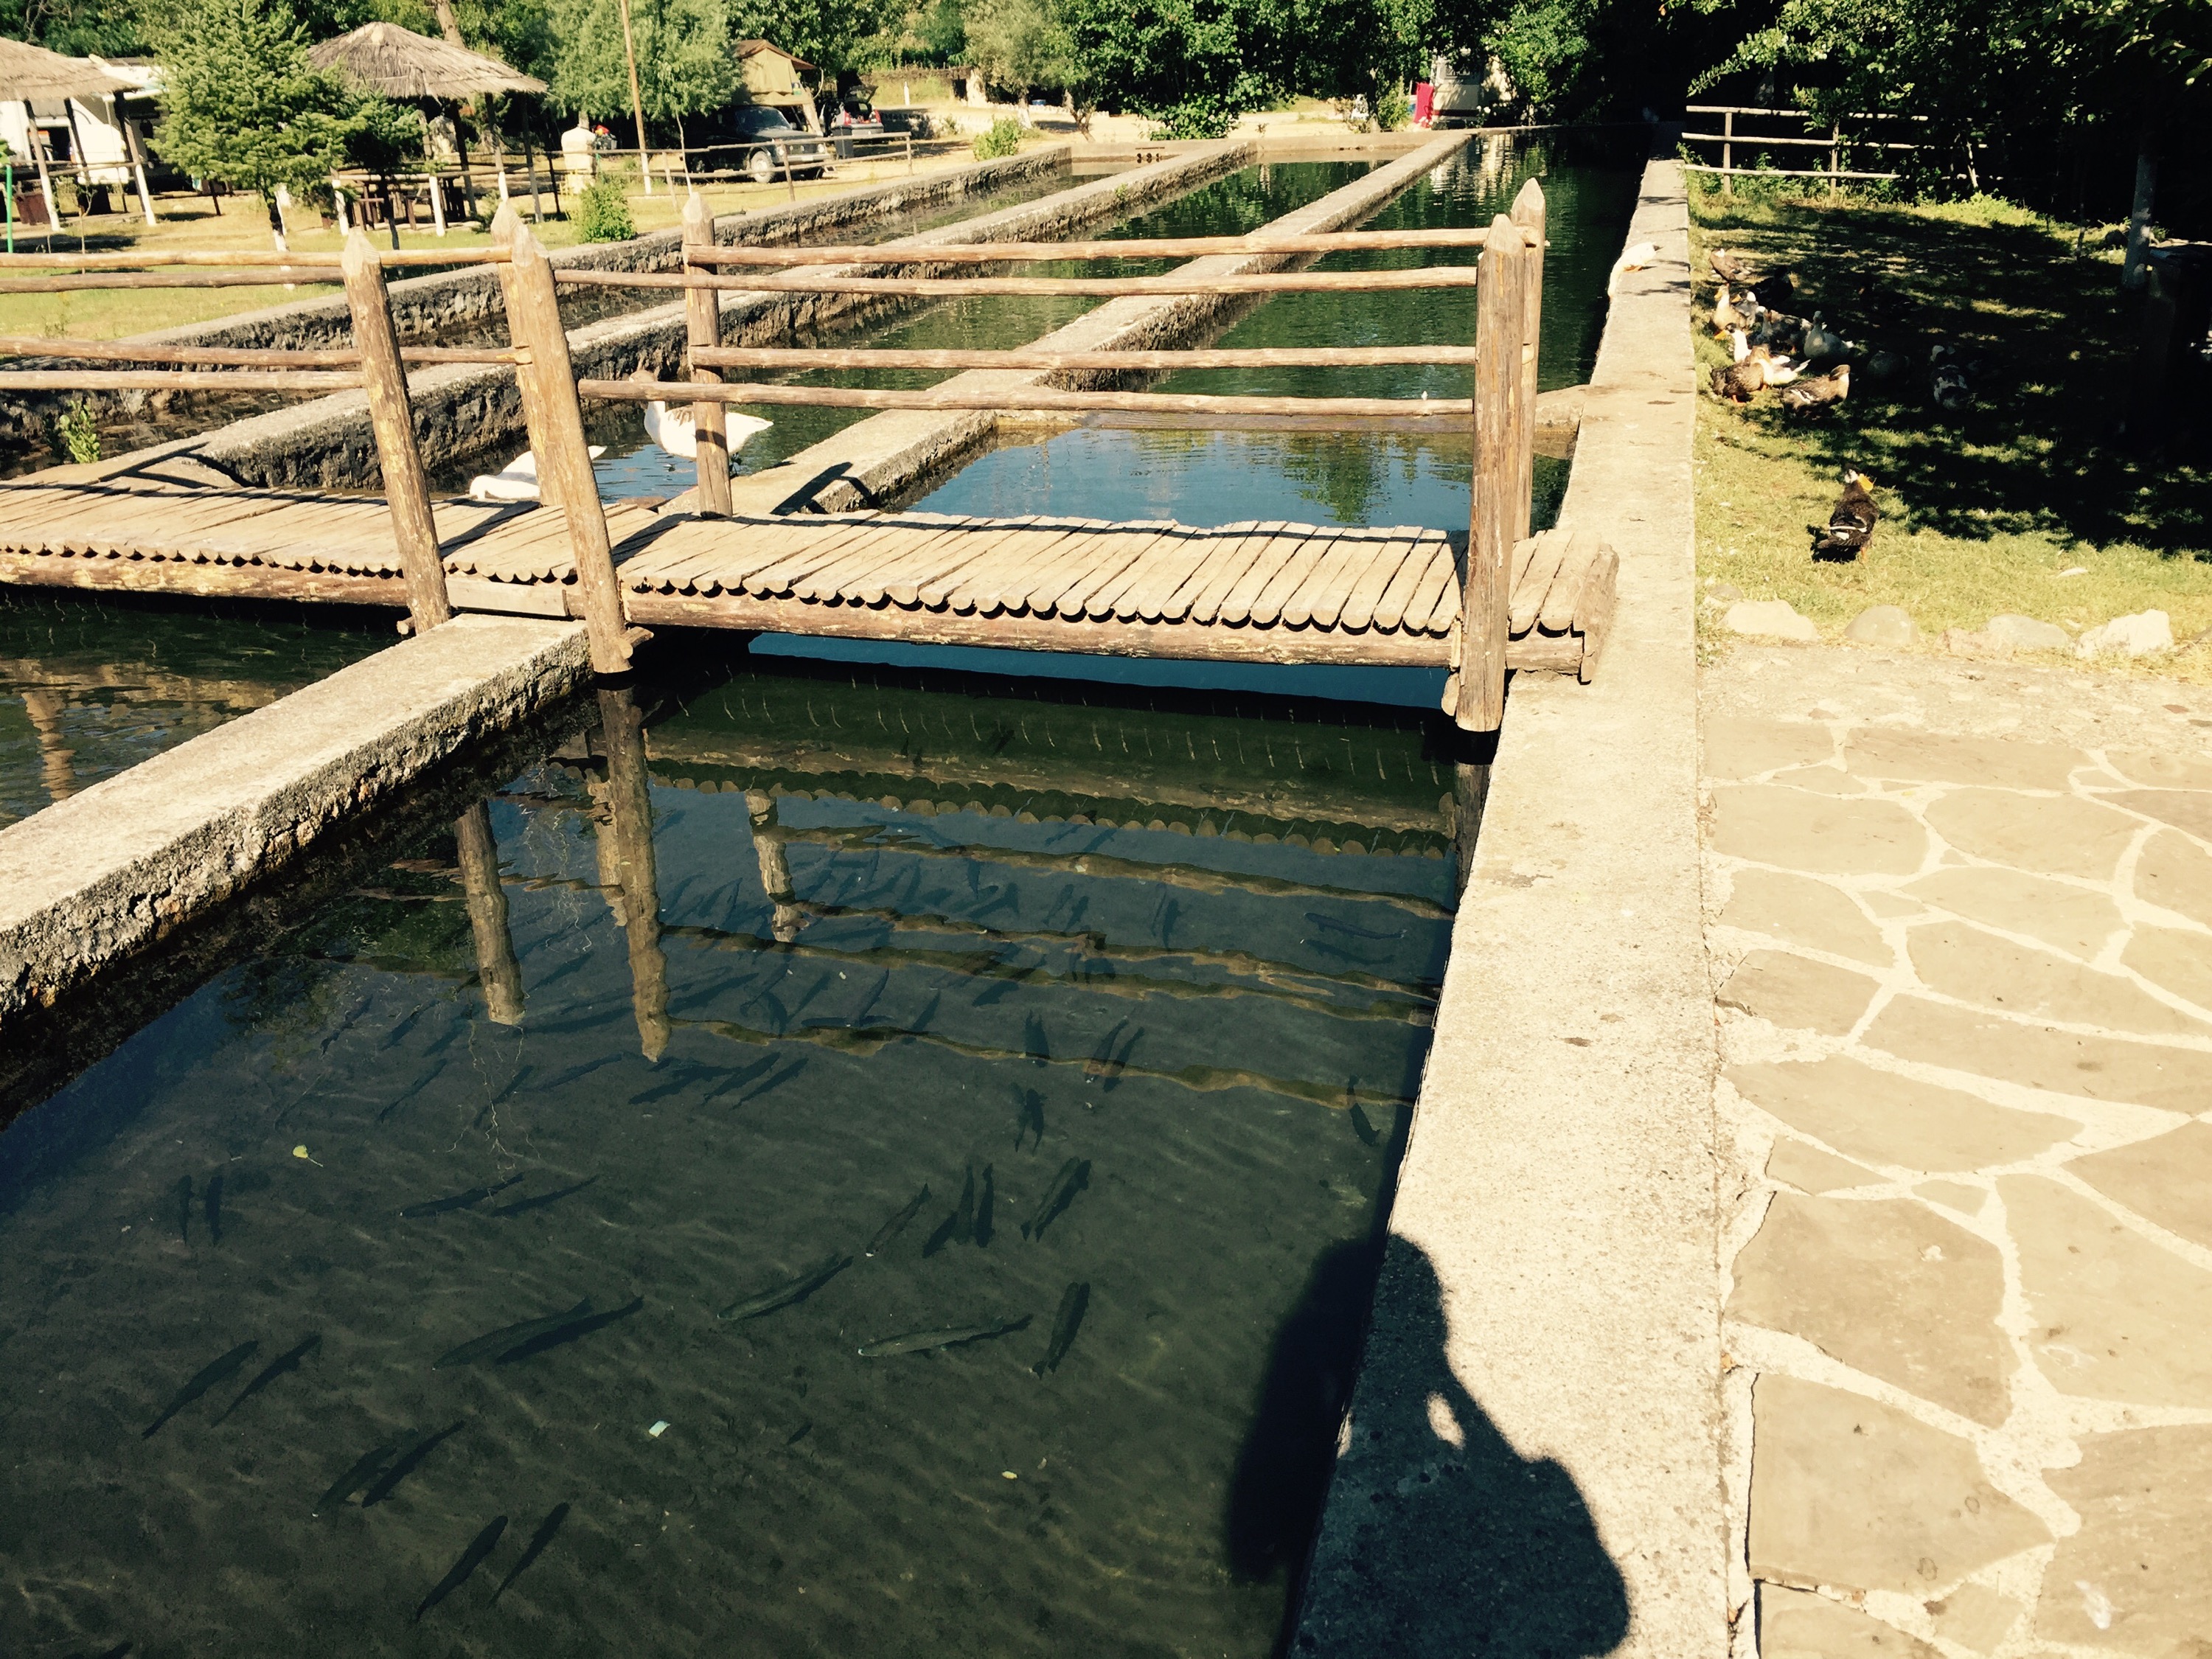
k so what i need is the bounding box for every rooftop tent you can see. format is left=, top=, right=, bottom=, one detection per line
left=307, top=21, right=547, bottom=100
left=734, top=38, right=822, bottom=133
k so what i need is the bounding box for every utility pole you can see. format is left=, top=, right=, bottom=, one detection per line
left=616, top=0, right=653, bottom=196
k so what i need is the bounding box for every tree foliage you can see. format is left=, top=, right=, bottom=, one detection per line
left=725, top=0, right=908, bottom=71
left=547, top=0, right=737, bottom=128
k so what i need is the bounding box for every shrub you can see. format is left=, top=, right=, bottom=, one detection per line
left=575, top=175, right=636, bottom=243
left=1374, top=85, right=1411, bottom=132
left=1146, top=99, right=1235, bottom=141
left=56, top=401, right=100, bottom=465
left=973, top=116, right=1023, bottom=159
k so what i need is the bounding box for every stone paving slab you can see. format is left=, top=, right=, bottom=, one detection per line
left=1704, top=644, right=2212, bottom=1658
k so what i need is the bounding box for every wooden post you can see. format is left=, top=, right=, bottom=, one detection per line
left=1455, top=212, right=1526, bottom=734
left=429, top=168, right=448, bottom=236
left=1722, top=108, right=1733, bottom=195
left=777, top=139, right=795, bottom=203
left=490, top=204, right=633, bottom=675
left=455, top=799, right=524, bottom=1024
left=341, top=231, right=452, bottom=633
left=616, top=0, right=653, bottom=197
left=597, top=684, right=669, bottom=1059
left=117, top=100, right=156, bottom=226
left=681, top=192, right=733, bottom=515
left=1509, top=178, right=1545, bottom=548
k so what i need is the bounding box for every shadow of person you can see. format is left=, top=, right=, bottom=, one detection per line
left=1227, top=1237, right=1630, bottom=1658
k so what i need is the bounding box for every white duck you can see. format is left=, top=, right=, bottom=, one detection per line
left=643, top=397, right=773, bottom=464
left=467, top=447, right=608, bottom=503
left=1608, top=240, right=1660, bottom=297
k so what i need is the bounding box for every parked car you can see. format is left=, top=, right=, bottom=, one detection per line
left=878, top=107, right=933, bottom=140
left=824, top=97, right=886, bottom=158
left=732, top=107, right=827, bottom=184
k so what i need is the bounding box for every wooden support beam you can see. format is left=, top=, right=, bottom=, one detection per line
left=554, top=268, right=1482, bottom=298
left=455, top=799, right=524, bottom=1024
left=490, top=205, right=631, bottom=677
left=1457, top=213, right=1528, bottom=734
left=597, top=683, right=669, bottom=1060
left=684, top=229, right=1496, bottom=264
left=0, top=337, right=520, bottom=366
left=341, top=231, right=451, bottom=635
left=689, top=345, right=1487, bottom=372
left=0, top=248, right=509, bottom=268
left=681, top=193, right=732, bottom=518
left=0, top=369, right=364, bottom=392
left=580, top=380, right=1476, bottom=420
left=1509, top=179, right=1545, bottom=546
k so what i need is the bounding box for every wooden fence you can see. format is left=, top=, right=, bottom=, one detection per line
left=0, top=186, right=1547, bottom=731
left=1683, top=105, right=1981, bottom=190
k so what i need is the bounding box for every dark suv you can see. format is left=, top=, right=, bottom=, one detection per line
left=731, top=106, right=827, bottom=184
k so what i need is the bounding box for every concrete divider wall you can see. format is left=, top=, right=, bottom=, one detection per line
left=723, top=127, right=1476, bottom=517
left=1293, top=154, right=1725, bottom=1656
left=180, top=143, right=1256, bottom=490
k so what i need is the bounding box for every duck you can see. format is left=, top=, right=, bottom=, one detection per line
left=467, top=446, right=609, bottom=503
left=1711, top=248, right=1751, bottom=285
left=1812, top=468, right=1879, bottom=560
left=1609, top=240, right=1660, bottom=296
left=1929, top=346, right=1975, bottom=411
left=1801, top=313, right=1849, bottom=362
left=1710, top=342, right=1790, bottom=403
left=1750, top=271, right=1796, bottom=310
left=1714, top=282, right=1747, bottom=336
left=644, top=397, right=775, bottom=462
left=1780, top=361, right=1850, bottom=411
left=1760, top=352, right=1807, bottom=387
left=1857, top=346, right=1907, bottom=383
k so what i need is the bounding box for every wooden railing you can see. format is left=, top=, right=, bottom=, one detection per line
left=0, top=185, right=1547, bottom=731
left=1683, top=104, right=1978, bottom=190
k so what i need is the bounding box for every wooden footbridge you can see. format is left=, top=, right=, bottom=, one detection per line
left=0, top=185, right=1613, bottom=731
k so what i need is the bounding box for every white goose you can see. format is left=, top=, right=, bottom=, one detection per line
left=643, top=397, right=774, bottom=462
left=467, top=446, right=608, bottom=503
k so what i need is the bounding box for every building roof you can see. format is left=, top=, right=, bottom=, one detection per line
left=0, top=38, right=138, bottom=102
left=307, top=21, right=546, bottom=100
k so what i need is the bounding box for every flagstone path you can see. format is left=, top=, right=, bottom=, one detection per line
left=1703, top=644, right=2212, bottom=1659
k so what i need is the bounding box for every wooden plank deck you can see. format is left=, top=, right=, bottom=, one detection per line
left=0, top=483, right=1610, bottom=678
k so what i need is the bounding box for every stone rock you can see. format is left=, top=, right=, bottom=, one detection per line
left=1863, top=996, right=2212, bottom=1113
left=1915, top=1181, right=1986, bottom=1214
left=1747, top=1374, right=2048, bottom=1596
left=1705, top=717, right=1836, bottom=780
left=1983, top=613, right=2072, bottom=652
left=1941, top=628, right=2008, bottom=660
left=1844, top=605, right=1919, bottom=647
left=2069, top=1121, right=2212, bottom=1251
left=1768, top=1138, right=1882, bottom=1194
left=2002, top=1175, right=2212, bottom=1408
left=2037, top=1425, right=2212, bottom=1654
left=2136, top=830, right=2212, bottom=930
left=1728, top=599, right=1820, bottom=641
left=1727, top=1054, right=2078, bottom=1172
left=2102, top=788, right=2212, bottom=844
left=1907, top=919, right=2211, bottom=1039
left=1923, top=789, right=2143, bottom=882
left=1719, top=950, right=1881, bottom=1035
left=1719, top=869, right=1893, bottom=966
left=2122, top=927, right=2212, bottom=1015
left=1769, top=765, right=1868, bottom=796
left=1704, top=580, right=1746, bottom=606
left=1902, top=867, right=2124, bottom=959
left=1761, top=1585, right=1939, bottom=1658
left=1711, top=786, right=1931, bottom=877
left=2077, top=611, right=2174, bottom=658
left=2102, top=748, right=2212, bottom=791
left=1927, top=1582, right=2025, bottom=1653
left=1730, top=1194, right=2014, bottom=1424
left=1844, top=728, right=2085, bottom=793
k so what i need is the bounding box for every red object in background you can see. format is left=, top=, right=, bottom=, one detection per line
left=1413, top=83, right=1435, bottom=125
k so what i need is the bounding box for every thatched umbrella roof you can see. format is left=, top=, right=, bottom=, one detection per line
left=0, top=38, right=137, bottom=103
left=307, top=21, right=546, bottom=100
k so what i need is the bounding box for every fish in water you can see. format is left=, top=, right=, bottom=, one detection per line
left=1012, top=1088, right=1045, bottom=1151
left=785, top=1419, right=813, bottom=1446
left=142, top=1340, right=259, bottom=1438
left=954, top=1166, right=976, bottom=1238
left=1307, top=911, right=1407, bottom=943
left=203, top=1173, right=223, bottom=1247
left=495, top=1296, right=644, bottom=1364
left=922, top=1204, right=962, bottom=1259
left=865, top=1185, right=931, bottom=1256
left=215, top=1332, right=321, bottom=1424
left=1349, top=1103, right=1382, bottom=1147
left=434, top=1298, right=591, bottom=1368
left=973, top=1165, right=995, bottom=1248
left=720, top=1256, right=851, bottom=1321
left=1020, top=1158, right=1091, bottom=1242
left=1021, top=1012, right=1050, bottom=1063
left=490, top=1177, right=599, bottom=1218
left=1032, top=1281, right=1091, bottom=1376
left=174, top=1175, right=192, bottom=1246
left=493, top=1502, right=570, bottom=1601
left=858, top=1315, right=1032, bottom=1358
left=1084, top=1021, right=1129, bottom=1082
left=361, top=1421, right=464, bottom=1506
left=1085, top=1023, right=1141, bottom=1092
left=401, top=1175, right=524, bottom=1219
left=414, top=1514, right=507, bottom=1623
left=315, top=1439, right=400, bottom=1514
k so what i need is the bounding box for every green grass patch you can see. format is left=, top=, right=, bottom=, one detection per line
left=1688, top=176, right=2212, bottom=678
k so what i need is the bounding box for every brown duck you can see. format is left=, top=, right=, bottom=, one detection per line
left=1812, top=470, right=1879, bottom=560
left=1780, top=361, right=1850, bottom=411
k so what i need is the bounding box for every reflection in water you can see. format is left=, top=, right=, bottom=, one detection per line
left=0, top=651, right=1465, bottom=1656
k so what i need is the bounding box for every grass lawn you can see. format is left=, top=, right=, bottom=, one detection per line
left=0, top=139, right=1044, bottom=341
left=1688, top=176, right=2212, bottom=681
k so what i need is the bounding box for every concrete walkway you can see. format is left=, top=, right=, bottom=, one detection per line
left=1708, top=645, right=2212, bottom=1658
left=1298, top=155, right=1725, bottom=1655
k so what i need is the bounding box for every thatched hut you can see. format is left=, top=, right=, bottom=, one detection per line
left=0, top=39, right=139, bottom=237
